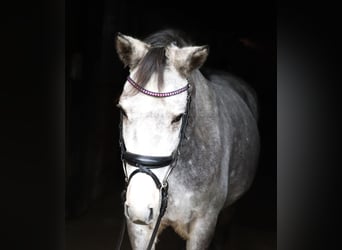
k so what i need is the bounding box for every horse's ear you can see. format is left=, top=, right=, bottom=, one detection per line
left=166, top=44, right=209, bottom=77
left=115, top=33, right=150, bottom=68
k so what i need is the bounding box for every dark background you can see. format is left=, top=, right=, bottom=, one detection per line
left=65, top=0, right=276, bottom=249
left=3, top=1, right=342, bottom=250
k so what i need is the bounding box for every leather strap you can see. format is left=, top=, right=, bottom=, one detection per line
left=123, top=151, right=174, bottom=168
left=128, top=166, right=162, bottom=189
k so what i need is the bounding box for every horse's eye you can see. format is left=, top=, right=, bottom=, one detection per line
left=121, top=109, right=128, bottom=118
left=117, top=104, right=128, bottom=118
left=171, top=114, right=183, bottom=124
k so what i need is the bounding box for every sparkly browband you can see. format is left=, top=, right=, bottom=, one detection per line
left=127, top=76, right=189, bottom=97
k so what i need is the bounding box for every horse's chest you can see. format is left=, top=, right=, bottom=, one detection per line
left=167, top=192, right=194, bottom=219
left=160, top=188, right=196, bottom=238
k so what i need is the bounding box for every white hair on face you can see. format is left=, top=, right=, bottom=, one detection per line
left=119, top=70, right=188, bottom=156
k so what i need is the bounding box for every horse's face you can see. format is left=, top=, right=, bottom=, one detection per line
left=119, top=72, right=187, bottom=224
left=119, top=71, right=188, bottom=155
left=116, top=33, right=208, bottom=225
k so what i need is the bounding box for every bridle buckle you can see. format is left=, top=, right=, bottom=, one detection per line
left=161, top=181, right=168, bottom=190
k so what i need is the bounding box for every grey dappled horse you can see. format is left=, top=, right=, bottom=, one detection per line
left=115, top=29, right=259, bottom=250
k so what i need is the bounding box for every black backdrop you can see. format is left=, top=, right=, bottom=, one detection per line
left=66, top=0, right=276, bottom=247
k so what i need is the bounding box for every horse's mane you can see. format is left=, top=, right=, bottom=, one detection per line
left=134, top=29, right=193, bottom=90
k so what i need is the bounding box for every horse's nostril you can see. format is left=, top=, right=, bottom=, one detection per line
left=148, top=208, right=153, bottom=221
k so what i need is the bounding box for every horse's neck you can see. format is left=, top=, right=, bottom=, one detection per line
left=189, top=70, right=215, bottom=117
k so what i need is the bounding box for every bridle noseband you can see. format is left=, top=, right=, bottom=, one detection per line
left=118, top=76, right=191, bottom=250
left=122, top=151, right=175, bottom=168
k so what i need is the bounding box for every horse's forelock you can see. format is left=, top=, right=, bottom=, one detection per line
left=133, top=29, right=192, bottom=93
left=134, top=47, right=166, bottom=91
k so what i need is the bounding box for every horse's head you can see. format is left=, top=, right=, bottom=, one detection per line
left=115, top=31, right=208, bottom=225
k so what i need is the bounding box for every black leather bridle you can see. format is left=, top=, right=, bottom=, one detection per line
left=117, top=76, right=191, bottom=250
